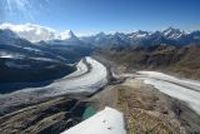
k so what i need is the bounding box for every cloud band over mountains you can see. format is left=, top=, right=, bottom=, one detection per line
left=0, top=23, right=75, bottom=42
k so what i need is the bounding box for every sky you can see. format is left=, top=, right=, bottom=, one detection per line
left=0, top=0, right=200, bottom=36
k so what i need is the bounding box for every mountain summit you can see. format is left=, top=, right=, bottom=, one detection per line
left=47, top=30, right=85, bottom=46
left=58, top=30, right=77, bottom=40
left=162, top=27, right=184, bottom=39
left=81, top=27, right=200, bottom=46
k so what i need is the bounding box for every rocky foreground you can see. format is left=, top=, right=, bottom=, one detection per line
left=0, top=95, right=89, bottom=134
left=0, top=56, right=200, bottom=134
left=91, top=56, right=200, bottom=134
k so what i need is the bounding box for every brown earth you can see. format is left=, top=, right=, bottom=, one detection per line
left=89, top=78, right=200, bottom=134
left=95, top=44, right=200, bottom=80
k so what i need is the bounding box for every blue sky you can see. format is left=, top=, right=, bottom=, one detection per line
left=1, top=0, right=200, bottom=35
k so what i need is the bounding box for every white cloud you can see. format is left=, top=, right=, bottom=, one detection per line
left=0, top=23, right=57, bottom=42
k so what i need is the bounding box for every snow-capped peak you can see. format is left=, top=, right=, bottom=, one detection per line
left=58, top=30, right=77, bottom=40
left=162, top=27, right=184, bottom=39
left=47, top=29, right=82, bottom=46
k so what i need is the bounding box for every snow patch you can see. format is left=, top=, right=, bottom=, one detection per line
left=61, top=107, right=126, bottom=134
left=23, top=47, right=41, bottom=52
left=0, top=52, right=24, bottom=59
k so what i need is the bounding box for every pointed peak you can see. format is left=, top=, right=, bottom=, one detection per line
left=68, top=30, right=75, bottom=35
left=162, top=27, right=184, bottom=39
left=58, top=29, right=77, bottom=40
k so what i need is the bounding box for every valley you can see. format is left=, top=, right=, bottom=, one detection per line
left=1, top=55, right=200, bottom=134
left=0, top=27, right=200, bottom=134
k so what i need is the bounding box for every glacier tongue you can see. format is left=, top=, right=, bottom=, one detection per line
left=1, top=56, right=108, bottom=97
left=44, top=56, right=108, bottom=95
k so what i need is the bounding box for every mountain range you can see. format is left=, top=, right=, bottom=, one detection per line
left=1, top=25, right=200, bottom=47
left=81, top=27, right=200, bottom=47
left=0, top=27, right=200, bottom=87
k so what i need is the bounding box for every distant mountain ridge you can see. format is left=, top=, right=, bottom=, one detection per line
left=1, top=25, right=200, bottom=47
left=81, top=27, right=200, bottom=46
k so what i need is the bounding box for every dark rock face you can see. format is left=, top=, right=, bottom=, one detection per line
left=0, top=96, right=90, bottom=134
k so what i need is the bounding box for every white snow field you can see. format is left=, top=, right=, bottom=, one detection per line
left=61, top=107, right=127, bottom=134
left=136, top=71, right=200, bottom=114
left=0, top=57, right=108, bottom=98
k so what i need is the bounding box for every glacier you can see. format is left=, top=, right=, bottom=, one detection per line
left=136, top=71, right=200, bottom=114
